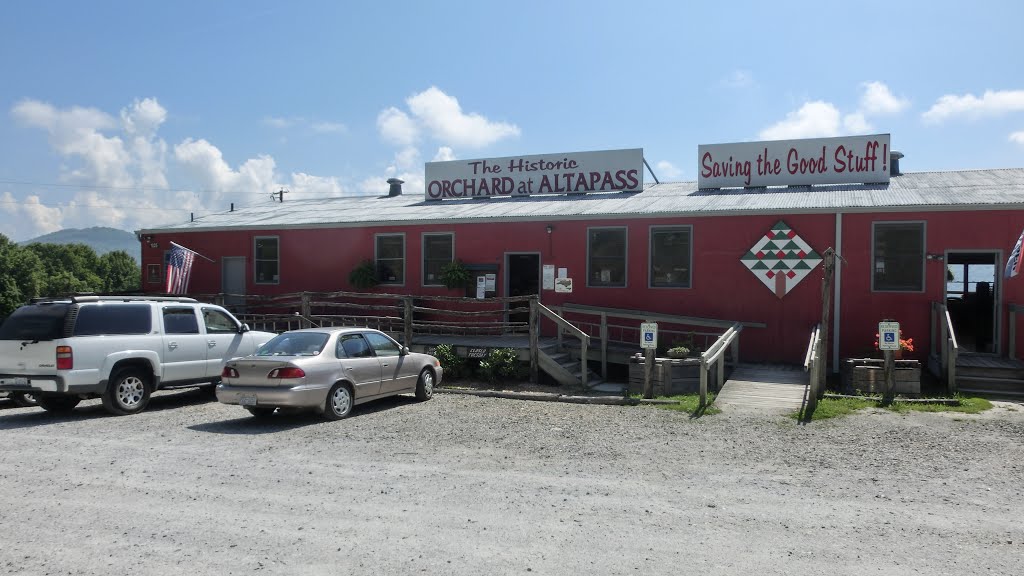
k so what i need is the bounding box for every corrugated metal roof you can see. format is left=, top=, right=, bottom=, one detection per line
left=143, top=168, right=1024, bottom=233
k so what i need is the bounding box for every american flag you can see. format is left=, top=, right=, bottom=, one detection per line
left=165, top=244, right=196, bottom=294
left=1006, top=228, right=1024, bottom=279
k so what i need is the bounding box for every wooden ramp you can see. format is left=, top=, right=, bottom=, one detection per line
left=715, top=364, right=808, bottom=413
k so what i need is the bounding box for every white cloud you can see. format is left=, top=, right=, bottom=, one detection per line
left=760, top=101, right=842, bottom=140
left=377, top=107, right=419, bottom=147
left=264, top=116, right=297, bottom=128
left=722, top=70, right=754, bottom=89
left=289, top=173, right=345, bottom=198
left=310, top=121, right=346, bottom=134
left=1, top=191, right=63, bottom=237
left=922, top=89, right=1024, bottom=123
left=859, top=81, right=909, bottom=116
left=842, top=112, right=872, bottom=134
left=406, top=86, right=520, bottom=148
left=432, top=146, right=456, bottom=162
left=121, top=98, right=167, bottom=136
left=1010, top=131, right=1024, bottom=144
left=174, top=137, right=278, bottom=203
left=655, top=160, right=682, bottom=180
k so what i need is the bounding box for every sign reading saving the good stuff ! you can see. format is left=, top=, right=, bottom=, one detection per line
left=425, top=148, right=643, bottom=200
left=742, top=221, right=822, bottom=299
left=698, top=134, right=891, bottom=188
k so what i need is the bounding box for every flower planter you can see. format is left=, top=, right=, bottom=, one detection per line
left=840, top=358, right=921, bottom=396
left=628, top=356, right=704, bottom=396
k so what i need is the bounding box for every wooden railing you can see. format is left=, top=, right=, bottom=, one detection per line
left=548, top=303, right=763, bottom=379
left=930, top=301, right=959, bottom=394
left=699, top=323, right=742, bottom=407
left=531, top=301, right=591, bottom=387
left=1009, top=303, right=1024, bottom=360
left=803, top=323, right=824, bottom=415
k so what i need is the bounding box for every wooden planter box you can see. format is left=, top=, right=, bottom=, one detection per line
left=628, top=356, right=704, bottom=396
left=840, top=358, right=921, bottom=396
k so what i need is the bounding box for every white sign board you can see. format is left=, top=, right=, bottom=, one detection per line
left=425, top=148, right=643, bottom=200
left=484, top=273, right=496, bottom=292
left=554, top=277, right=573, bottom=293
left=542, top=264, right=555, bottom=290
left=878, top=321, right=900, bottom=351
left=698, top=134, right=891, bottom=189
left=476, top=276, right=486, bottom=299
left=640, top=322, right=658, bottom=350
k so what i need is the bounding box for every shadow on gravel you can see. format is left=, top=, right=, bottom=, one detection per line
left=189, top=395, right=422, bottom=435
left=0, top=388, right=216, bottom=430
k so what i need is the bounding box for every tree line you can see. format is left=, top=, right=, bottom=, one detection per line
left=0, top=233, right=140, bottom=318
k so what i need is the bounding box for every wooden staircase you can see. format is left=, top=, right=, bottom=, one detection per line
left=952, top=353, right=1024, bottom=398
left=537, top=341, right=622, bottom=394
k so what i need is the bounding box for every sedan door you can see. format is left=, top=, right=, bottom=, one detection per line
left=363, top=331, right=417, bottom=394
left=336, top=333, right=382, bottom=398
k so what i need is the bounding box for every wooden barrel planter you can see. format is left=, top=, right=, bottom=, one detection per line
left=840, top=358, right=921, bottom=396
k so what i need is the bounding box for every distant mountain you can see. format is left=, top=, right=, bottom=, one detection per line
left=19, top=227, right=140, bottom=263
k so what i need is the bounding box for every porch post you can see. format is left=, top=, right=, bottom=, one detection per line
left=529, top=298, right=539, bottom=384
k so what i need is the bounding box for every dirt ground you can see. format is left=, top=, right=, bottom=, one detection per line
left=0, top=389, right=1021, bottom=576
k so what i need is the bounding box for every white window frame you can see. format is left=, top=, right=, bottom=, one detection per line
left=648, top=225, right=693, bottom=289
left=375, top=233, right=406, bottom=286
left=254, top=236, right=280, bottom=285
left=871, top=221, right=926, bottom=293
left=422, top=232, right=455, bottom=287
left=586, top=226, right=628, bottom=288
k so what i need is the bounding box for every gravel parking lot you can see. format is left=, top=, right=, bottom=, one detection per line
left=1, top=390, right=1022, bottom=576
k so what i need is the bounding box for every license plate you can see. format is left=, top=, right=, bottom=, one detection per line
left=13, top=377, right=28, bottom=386
left=239, top=394, right=258, bottom=406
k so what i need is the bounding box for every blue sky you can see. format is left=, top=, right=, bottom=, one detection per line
left=1, top=0, right=1023, bottom=241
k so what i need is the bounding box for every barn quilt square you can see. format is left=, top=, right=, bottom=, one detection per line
left=741, top=221, right=822, bottom=299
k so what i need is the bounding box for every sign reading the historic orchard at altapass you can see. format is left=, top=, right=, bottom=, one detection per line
left=425, top=148, right=643, bottom=200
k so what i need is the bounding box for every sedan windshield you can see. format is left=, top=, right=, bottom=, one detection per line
left=256, top=332, right=329, bottom=356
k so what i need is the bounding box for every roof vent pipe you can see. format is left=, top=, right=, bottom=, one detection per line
left=387, top=178, right=404, bottom=197
left=890, top=151, right=904, bottom=176
left=230, top=202, right=235, bottom=212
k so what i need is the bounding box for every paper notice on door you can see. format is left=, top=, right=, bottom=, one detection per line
left=484, top=273, right=496, bottom=291
left=543, top=265, right=555, bottom=290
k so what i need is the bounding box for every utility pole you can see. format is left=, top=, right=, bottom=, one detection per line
left=277, top=188, right=288, bottom=203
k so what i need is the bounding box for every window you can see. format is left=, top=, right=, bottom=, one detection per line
left=650, top=226, right=692, bottom=288
left=873, top=222, right=925, bottom=291
left=74, top=304, right=152, bottom=336
left=147, top=264, right=161, bottom=284
left=423, top=233, right=454, bottom=286
left=202, top=308, right=238, bottom=334
left=337, top=333, right=373, bottom=358
left=376, top=234, right=405, bottom=285
left=254, top=237, right=279, bottom=284
left=364, top=331, right=401, bottom=357
left=162, top=307, right=200, bottom=335
left=588, top=227, right=627, bottom=287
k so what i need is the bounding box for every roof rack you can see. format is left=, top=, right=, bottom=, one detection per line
left=29, top=295, right=199, bottom=304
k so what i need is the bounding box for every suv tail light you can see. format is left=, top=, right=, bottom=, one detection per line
left=56, top=346, right=73, bottom=370
left=268, top=367, right=305, bottom=379
left=221, top=366, right=239, bottom=379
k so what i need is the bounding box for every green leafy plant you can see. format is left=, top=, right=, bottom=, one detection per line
left=477, top=348, right=524, bottom=383
left=439, top=259, right=471, bottom=290
left=348, top=260, right=379, bottom=289
left=667, top=346, right=690, bottom=359
left=432, top=343, right=468, bottom=380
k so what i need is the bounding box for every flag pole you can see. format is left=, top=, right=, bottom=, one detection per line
left=170, top=241, right=215, bottom=263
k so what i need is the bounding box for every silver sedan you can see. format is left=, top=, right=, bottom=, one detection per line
left=216, top=328, right=442, bottom=420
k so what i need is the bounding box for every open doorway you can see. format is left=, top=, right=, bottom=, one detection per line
left=945, top=252, right=999, bottom=353
left=505, top=252, right=540, bottom=329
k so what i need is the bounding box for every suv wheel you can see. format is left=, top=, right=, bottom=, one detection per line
left=103, top=368, right=152, bottom=415
left=37, top=395, right=81, bottom=413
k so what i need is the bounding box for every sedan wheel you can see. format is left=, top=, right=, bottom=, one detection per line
left=324, top=383, right=353, bottom=421
left=415, top=368, right=434, bottom=401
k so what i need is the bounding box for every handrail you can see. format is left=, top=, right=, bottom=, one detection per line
left=698, top=322, right=742, bottom=408
left=532, top=300, right=591, bottom=388
left=1009, top=303, right=1024, bottom=359
left=558, top=302, right=766, bottom=329
left=802, top=324, right=822, bottom=417
left=942, top=307, right=959, bottom=394
left=931, top=301, right=960, bottom=394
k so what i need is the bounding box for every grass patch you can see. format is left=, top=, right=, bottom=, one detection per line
left=632, top=393, right=721, bottom=416
left=797, top=395, right=994, bottom=421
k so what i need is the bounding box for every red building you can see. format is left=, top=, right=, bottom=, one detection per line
left=139, top=137, right=1024, bottom=380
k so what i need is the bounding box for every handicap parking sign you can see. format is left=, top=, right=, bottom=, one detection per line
left=878, top=321, right=900, bottom=351
left=640, top=322, right=658, bottom=349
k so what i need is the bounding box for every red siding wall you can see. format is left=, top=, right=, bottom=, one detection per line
left=142, top=208, right=1024, bottom=365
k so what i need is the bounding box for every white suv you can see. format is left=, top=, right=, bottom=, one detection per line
left=0, top=296, right=276, bottom=415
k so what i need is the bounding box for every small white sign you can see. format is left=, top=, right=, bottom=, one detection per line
left=476, top=276, right=486, bottom=299
left=878, top=321, right=900, bottom=351
left=640, top=322, right=658, bottom=350
left=543, top=264, right=555, bottom=290
left=554, top=277, right=573, bottom=293
left=557, top=267, right=567, bottom=279
left=484, top=273, right=496, bottom=291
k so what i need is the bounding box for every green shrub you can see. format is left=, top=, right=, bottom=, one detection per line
left=348, top=260, right=379, bottom=289
left=477, top=348, right=524, bottom=383
left=439, top=260, right=471, bottom=290
left=432, top=344, right=468, bottom=380
left=667, top=346, right=690, bottom=358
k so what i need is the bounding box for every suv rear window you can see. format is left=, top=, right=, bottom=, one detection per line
left=73, top=304, right=153, bottom=336
left=0, top=303, right=70, bottom=341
